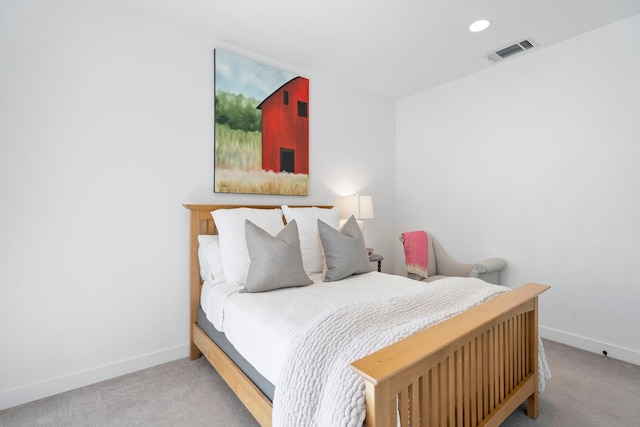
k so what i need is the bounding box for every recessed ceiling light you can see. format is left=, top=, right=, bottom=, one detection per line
left=469, top=19, right=491, bottom=33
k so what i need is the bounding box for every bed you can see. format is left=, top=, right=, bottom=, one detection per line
left=185, top=204, right=550, bottom=427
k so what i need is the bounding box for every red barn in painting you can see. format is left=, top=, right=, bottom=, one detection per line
left=257, top=76, right=309, bottom=174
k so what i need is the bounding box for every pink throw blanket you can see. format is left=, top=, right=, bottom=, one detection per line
left=402, top=231, right=429, bottom=279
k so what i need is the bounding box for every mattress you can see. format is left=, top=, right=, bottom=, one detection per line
left=197, top=307, right=275, bottom=400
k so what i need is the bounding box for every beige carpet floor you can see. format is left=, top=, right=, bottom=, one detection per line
left=2, top=339, right=639, bottom=426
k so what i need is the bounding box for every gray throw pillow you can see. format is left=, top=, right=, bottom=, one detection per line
left=318, top=215, right=371, bottom=282
left=242, top=219, right=313, bottom=293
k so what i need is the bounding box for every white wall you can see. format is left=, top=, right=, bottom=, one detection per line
left=396, top=14, right=640, bottom=365
left=0, top=0, right=395, bottom=408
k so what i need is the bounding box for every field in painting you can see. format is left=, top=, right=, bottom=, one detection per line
left=215, top=168, right=309, bottom=195
left=215, top=124, right=261, bottom=171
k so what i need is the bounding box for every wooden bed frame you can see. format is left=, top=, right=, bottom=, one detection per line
left=185, top=204, right=550, bottom=427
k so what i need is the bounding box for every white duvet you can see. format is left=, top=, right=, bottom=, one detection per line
left=201, top=271, right=432, bottom=384
left=273, top=276, right=509, bottom=427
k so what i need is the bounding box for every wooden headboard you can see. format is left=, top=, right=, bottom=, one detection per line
left=184, top=204, right=292, bottom=236
left=182, top=204, right=331, bottom=357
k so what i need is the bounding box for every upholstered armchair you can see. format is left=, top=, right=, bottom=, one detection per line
left=400, top=232, right=507, bottom=285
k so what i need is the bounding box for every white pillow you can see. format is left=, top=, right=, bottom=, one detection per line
left=197, top=235, right=225, bottom=282
left=197, top=235, right=215, bottom=281
left=281, top=205, right=340, bottom=274
left=212, top=208, right=284, bottom=285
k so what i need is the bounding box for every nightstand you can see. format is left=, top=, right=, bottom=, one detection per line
left=369, top=253, right=383, bottom=272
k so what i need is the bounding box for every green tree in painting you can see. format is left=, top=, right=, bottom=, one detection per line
left=215, top=91, right=262, bottom=171
left=215, top=92, right=261, bottom=131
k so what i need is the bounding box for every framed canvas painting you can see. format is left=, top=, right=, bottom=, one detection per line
left=214, top=49, right=309, bottom=195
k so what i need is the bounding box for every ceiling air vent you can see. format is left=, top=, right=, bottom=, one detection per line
left=487, top=38, right=538, bottom=62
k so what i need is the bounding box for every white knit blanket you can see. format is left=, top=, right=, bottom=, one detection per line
left=272, top=277, right=510, bottom=427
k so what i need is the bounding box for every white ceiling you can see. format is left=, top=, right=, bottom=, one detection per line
left=125, top=0, right=640, bottom=100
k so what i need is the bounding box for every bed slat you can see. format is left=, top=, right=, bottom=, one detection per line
left=351, top=283, right=549, bottom=427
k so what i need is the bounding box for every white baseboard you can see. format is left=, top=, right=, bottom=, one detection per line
left=0, top=344, right=190, bottom=411
left=4, top=330, right=637, bottom=411
left=540, top=326, right=640, bottom=366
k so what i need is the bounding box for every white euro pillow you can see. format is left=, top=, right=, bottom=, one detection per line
left=212, top=208, right=284, bottom=285
left=197, top=235, right=225, bottom=282
left=281, top=205, right=340, bottom=274
left=198, top=234, right=214, bottom=282
left=197, top=235, right=216, bottom=281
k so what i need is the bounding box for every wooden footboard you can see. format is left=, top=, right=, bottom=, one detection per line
left=351, top=283, right=549, bottom=427
left=185, top=204, right=549, bottom=427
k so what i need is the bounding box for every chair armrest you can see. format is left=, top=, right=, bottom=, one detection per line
left=438, top=259, right=476, bottom=277
left=434, top=236, right=507, bottom=278
left=470, top=258, right=507, bottom=275
left=433, top=243, right=477, bottom=277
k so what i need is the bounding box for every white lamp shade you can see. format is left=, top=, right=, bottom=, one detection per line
left=340, top=194, right=374, bottom=219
